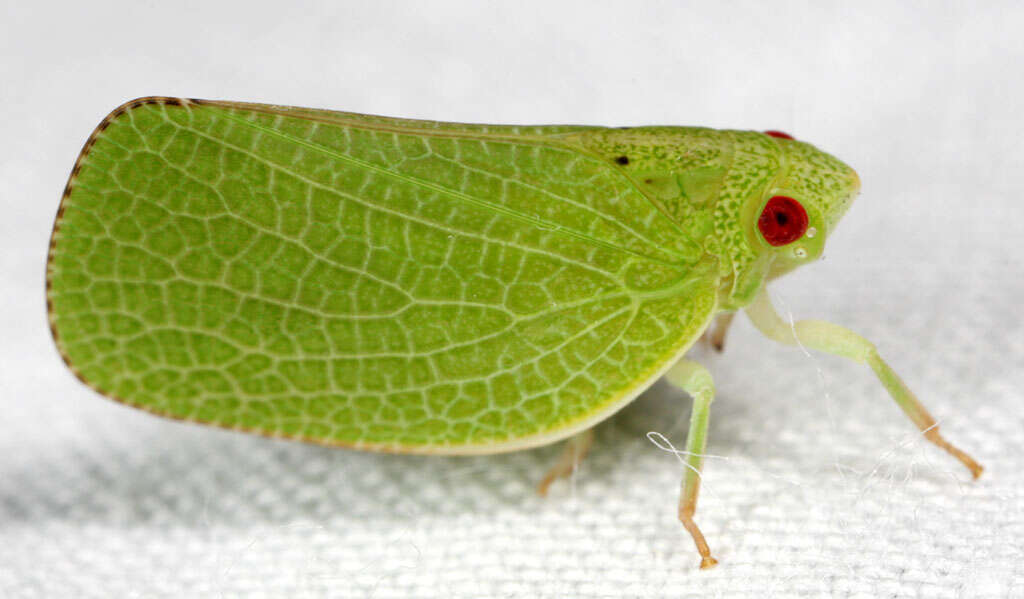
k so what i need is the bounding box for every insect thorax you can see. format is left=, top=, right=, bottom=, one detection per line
left=565, top=127, right=786, bottom=310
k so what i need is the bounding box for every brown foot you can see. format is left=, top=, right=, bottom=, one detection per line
left=679, top=505, right=717, bottom=569
left=924, top=427, right=984, bottom=479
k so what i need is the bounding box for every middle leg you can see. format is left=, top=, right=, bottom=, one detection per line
left=665, top=358, right=718, bottom=569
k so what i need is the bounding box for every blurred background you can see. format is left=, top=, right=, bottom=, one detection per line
left=2, top=1, right=1022, bottom=597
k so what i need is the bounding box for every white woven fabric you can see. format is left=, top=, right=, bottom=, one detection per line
left=2, top=2, right=1022, bottom=597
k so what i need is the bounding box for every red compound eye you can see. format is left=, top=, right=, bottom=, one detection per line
left=764, top=130, right=794, bottom=140
left=758, top=196, right=808, bottom=246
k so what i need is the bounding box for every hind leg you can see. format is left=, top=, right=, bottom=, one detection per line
left=537, top=428, right=595, bottom=496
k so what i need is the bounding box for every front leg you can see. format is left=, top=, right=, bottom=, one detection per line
left=745, top=288, right=983, bottom=478
left=665, top=358, right=718, bottom=569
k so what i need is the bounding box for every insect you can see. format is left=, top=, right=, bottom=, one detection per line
left=46, top=98, right=983, bottom=568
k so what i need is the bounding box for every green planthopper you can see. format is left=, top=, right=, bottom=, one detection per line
left=46, top=98, right=982, bottom=568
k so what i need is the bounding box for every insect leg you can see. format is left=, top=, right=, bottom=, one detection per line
left=537, top=428, right=595, bottom=496
left=665, top=359, right=718, bottom=569
left=745, top=288, right=983, bottom=478
left=709, top=312, right=736, bottom=352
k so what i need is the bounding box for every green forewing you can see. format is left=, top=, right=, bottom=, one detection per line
left=47, top=99, right=717, bottom=452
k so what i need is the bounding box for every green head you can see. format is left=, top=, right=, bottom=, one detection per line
left=720, top=131, right=861, bottom=306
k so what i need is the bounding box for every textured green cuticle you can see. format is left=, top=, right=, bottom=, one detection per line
left=48, top=100, right=857, bottom=451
